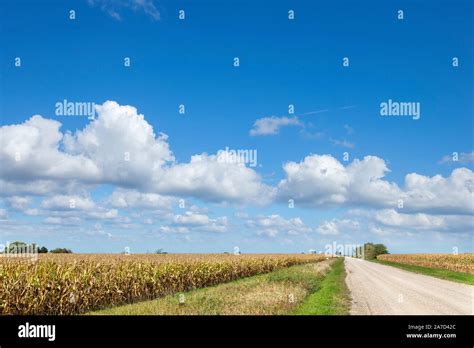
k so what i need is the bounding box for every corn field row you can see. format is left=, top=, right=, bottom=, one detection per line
left=0, top=254, right=326, bottom=315
left=377, top=253, right=474, bottom=274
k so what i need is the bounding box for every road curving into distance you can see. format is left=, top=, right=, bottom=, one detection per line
left=344, top=257, right=473, bottom=315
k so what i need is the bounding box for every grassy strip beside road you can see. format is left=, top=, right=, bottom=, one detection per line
left=293, top=257, right=350, bottom=315
left=90, top=258, right=350, bottom=315
left=374, top=259, right=474, bottom=285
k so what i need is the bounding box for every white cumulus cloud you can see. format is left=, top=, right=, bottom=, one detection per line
left=249, top=116, right=301, bottom=136
left=162, top=211, right=229, bottom=233
left=401, top=168, right=474, bottom=215
left=0, top=115, right=99, bottom=182
left=63, top=101, right=174, bottom=188
left=108, top=189, right=175, bottom=210
left=87, top=0, right=161, bottom=21
left=1, top=101, right=273, bottom=205
left=315, top=219, right=360, bottom=235
left=41, top=195, right=96, bottom=211
left=154, top=153, right=275, bottom=205
left=277, top=154, right=473, bottom=215
left=245, top=214, right=312, bottom=237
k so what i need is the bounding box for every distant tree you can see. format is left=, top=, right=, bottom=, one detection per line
left=362, top=242, right=389, bottom=260
left=364, top=243, right=376, bottom=260
left=373, top=243, right=388, bottom=257
left=50, top=248, right=73, bottom=254
left=38, top=246, right=48, bottom=253
left=155, top=248, right=168, bottom=254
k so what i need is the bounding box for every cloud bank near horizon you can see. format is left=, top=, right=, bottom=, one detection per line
left=0, top=101, right=472, bottom=250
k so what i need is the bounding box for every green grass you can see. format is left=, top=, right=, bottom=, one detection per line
left=374, top=259, right=474, bottom=285
left=89, top=259, right=346, bottom=315
left=267, top=263, right=322, bottom=292
left=293, top=257, right=350, bottom=315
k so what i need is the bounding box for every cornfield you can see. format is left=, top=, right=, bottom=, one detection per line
left=0, top=253, right=326, bottom=315
left=377, top=253, right=474, bottom=274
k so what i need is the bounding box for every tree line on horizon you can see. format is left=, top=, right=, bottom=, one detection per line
left=2, top=241, right=389, bottom=258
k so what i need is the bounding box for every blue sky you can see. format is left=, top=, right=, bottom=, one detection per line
left=0, top=0, right=472, bottom=254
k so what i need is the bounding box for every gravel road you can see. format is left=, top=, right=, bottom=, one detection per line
left=345, top=257, right=473, bottom=315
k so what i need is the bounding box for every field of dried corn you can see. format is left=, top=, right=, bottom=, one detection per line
left=377, top=253, right=474, bottom=274
left=0, top=253, right=326, bottom=315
